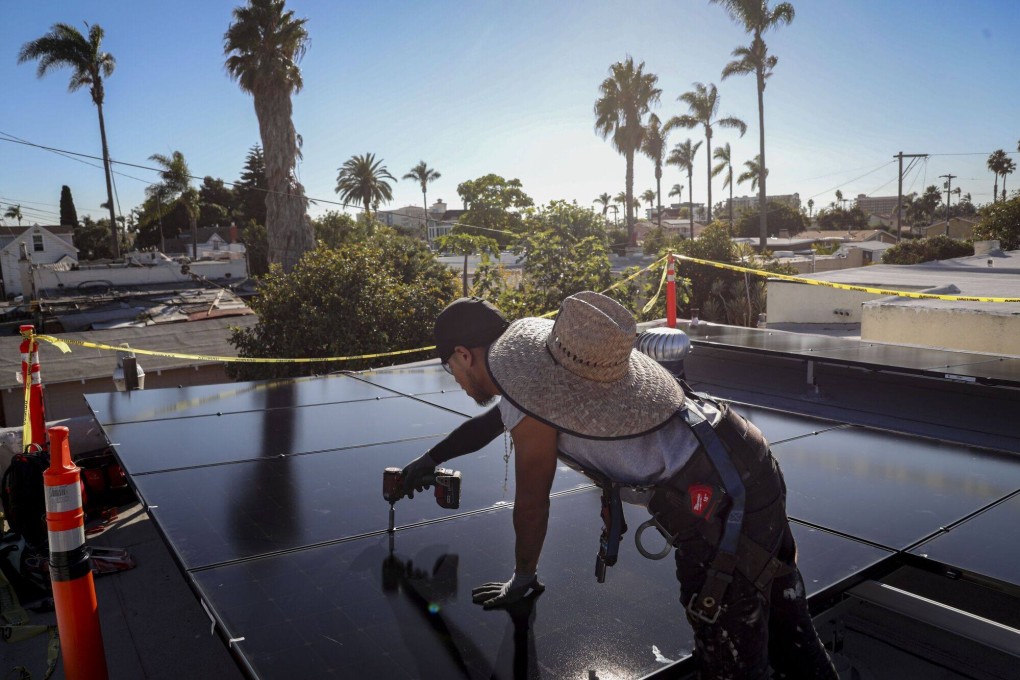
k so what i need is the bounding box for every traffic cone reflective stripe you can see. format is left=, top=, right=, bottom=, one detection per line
left=44, top=426, right=108, bottom=680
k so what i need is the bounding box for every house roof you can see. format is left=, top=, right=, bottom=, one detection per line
left=0, top=315, right=258, bottom=389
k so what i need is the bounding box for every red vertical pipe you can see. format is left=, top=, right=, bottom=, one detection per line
left=45, top=426, right=109, bottom=680
left=666, top=254, right=677, bottom=328
left=20, top=326, right=46, bottom=448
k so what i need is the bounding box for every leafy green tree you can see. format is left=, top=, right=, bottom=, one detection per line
left=525, top=200, right=609, bottom=243
left=148, top=150, right=200, bottom=257
left=455, top=174, right=534, bottom=244
left=666, top=82, right=746, bottom=223
left=882, top=235, right=974, bottom=265
left=715, top=0, right=795, bottom=251
left=335, top=153, right=395, bottom=218
left=641, top=113, right=669, bottom=228
left=234, top=144, right=268, bottom=227
left=974, top=194, right=1020, bottom=250
left=74, top=216, right=115, bottom=260
left=712, top=143, right=736, bottom=233
left=19, top=22, right=120, bottom=257
left=667, top=138, right=702, bottom=239
left=436, top=232, right=501, bottom=296
left=594, top=56, right=662, bottom=246
left=225, top=0, right=315, bottom=272
left=228, top=235, right=458, bottom=380
left=59, top=186, right=79, bottom=227
left=736, top=201, right=806, bottom=238
left=402, top=161, right=441, bottom=240
left=242, top=221, right=269, bottom=276
left=4, top=205, right=23, bottom=227
left=815, top=205, right=867, bottom=232
left=312, top=210, right=370, bottom=249
left=198, top=176, right=235, bottom=227
left=606, top=228, right=629, bottom=256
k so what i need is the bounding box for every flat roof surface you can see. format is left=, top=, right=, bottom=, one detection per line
left=86, top=362, right=1020, bottom=679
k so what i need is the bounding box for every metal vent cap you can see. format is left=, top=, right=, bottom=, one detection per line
left=636, top=327, right=691, bottom=363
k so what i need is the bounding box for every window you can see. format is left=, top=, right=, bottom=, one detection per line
left=32, top=234, right=44, bottom=252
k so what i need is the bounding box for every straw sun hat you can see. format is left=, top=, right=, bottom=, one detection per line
left=487, top=291, right=685, bottom=440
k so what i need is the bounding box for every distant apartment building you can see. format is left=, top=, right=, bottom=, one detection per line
left=854, top=194, right=903, bottom=217
left=376, top=205, right=427, bottom=234
left=425, top=200, right=464, bottom=243
left=725, top=193, right=801, bottom=215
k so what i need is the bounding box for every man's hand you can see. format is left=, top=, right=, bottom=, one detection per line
left=471, top=571, right=545, bottom=610
left=401, top=452, right=437, bottom=499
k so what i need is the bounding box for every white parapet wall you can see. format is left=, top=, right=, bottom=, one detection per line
left=766, top=280, right=886, bottom=324
left=34, top=258, right=247, bottom=294
left=862, top=305, right=1020, bottom=356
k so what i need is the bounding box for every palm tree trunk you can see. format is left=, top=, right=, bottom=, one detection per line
left=95, top=100, right=120, bottom=259
left=253, top=87, right=314, bottom=273
left=687, top=172, right=694, bottom=239
left=655, top=165, right=662, bottom=229
left=462, top=254, right=469, bottom=296
left=625, top=151, right=635, bottom=246
left=756, top=67, right=767, bottom=251
left=705, top=128, right=713, bottom=223
left=993, top=176, right=998, bottom=204
left=191, top=215, right=199, bottom=260
left=729, top=167, right=734, bottom=236
left=421, top=189, right=429, bottom=242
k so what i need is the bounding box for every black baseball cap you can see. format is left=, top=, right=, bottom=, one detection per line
left=434, top=297, right=509, bottom=362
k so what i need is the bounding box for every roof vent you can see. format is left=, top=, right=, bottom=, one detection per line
left=636, top=327, right=691, bottom=379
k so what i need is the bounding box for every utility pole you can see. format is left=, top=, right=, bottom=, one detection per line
left=894, top=152, right=928, bottom=241
left=939, top=173, right=957, bottom=233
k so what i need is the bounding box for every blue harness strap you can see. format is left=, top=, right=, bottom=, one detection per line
left=679, top=398, right=748, bottom=623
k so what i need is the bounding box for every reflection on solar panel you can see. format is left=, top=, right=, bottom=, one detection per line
left=674, top=321, right=1020, bottom=387
left=85, top=365, right=1020, bottom=678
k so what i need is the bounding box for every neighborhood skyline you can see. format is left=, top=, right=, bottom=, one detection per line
left=1, top=1, right=1018, bottom=229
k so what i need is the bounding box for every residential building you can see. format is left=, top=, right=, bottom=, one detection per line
left=377, top=205, right=427, bottom=234
left=1, top=224, right=78, bottom=297
left=426, top=199, right=465, bottom=243
left=725, top=193, right=801, bottom=215
left=169, top=225, right=246, bottom=260
left=921, top=217, right=979, bottom=240
left=854, top=194, right=902, bottom=217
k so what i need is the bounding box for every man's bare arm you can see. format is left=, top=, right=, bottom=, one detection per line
left=510, top=415, right=559, bottom=574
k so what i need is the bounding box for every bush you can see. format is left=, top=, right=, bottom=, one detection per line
left=973, top=195, right=1020, bottom=250
left=881, top=235, right=974, bottom=265
left=228, top=235, right=458, bottom=381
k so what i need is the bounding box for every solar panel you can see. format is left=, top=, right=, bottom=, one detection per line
left=773, top=425, right=1020, bottom=549
left=676, top=322, right=1020, bottom=387
left=130, top=435, right=592, bottom=570
left=85, top=373, right=395, bottom=424
left=910, top=492, right=1020, bottom=589
left=188, top=488, right=889, bottom=679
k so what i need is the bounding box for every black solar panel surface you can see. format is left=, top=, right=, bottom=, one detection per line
left=84, top=364, right=1020, bottom=679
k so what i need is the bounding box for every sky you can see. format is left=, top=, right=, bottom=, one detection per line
left=1, top=0, right=1019, bottom=229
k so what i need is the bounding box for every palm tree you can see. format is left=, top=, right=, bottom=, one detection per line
left=666, top=82, right=746, bottom=223
left=987, top=150, right=1008, bottom=203
left=807, top=198, right=814, bottom=219
left=402, top=161, right=441, bottom=241
left=148, top=151, right=199, bottom=258
left=641, top=113, right=669, bottom=228
left=1002, top=157, right=1017, bottom=201
left=224, top=0, right=314, bottom=272
left=712, top=143, right=735, bottom=232
left=335, top=153, right=396, bottom=218
left=640, top=189, right=657, bottom=218
left=714, top=0, right=795, bottom=250
left=19, top=22, right=121, bottom=258
left=3, top=205, right=23, bottom=228
left=594, top=56, right=662, bottom=247
left=594, top=192, right=612, bottom=218
left=667, top=139, right=702, bottom=239
left=737, top=155, right=768, bottom=193
left=835, top=189, right=844, bottom=210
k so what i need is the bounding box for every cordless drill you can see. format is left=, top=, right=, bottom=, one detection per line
left=383, top=467, right=462, bottom=534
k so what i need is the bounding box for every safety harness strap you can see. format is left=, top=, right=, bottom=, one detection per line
left=680, top=400, right=747, bottom=623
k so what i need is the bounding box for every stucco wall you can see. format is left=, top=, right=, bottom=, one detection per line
left=766, top=280, right=885, bottom=323
left=862, top=305, right=1020, bottom=356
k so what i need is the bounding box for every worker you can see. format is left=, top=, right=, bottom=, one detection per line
left=401, top=292, right=837, bottom=678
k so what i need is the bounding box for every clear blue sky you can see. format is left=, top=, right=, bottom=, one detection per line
left=1, top=1, right=1018, bottom=227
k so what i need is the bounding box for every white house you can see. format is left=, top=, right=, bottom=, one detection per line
left=1, top=224, right=78, bottom=297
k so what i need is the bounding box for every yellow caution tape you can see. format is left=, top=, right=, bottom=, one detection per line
left=34, top=334, right=435, bottom=364
left=19, top=330, right=32, bottom=452
left=672, top=254, right=1020, bottom=303
left=642, top=259, right=670, bottom=314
